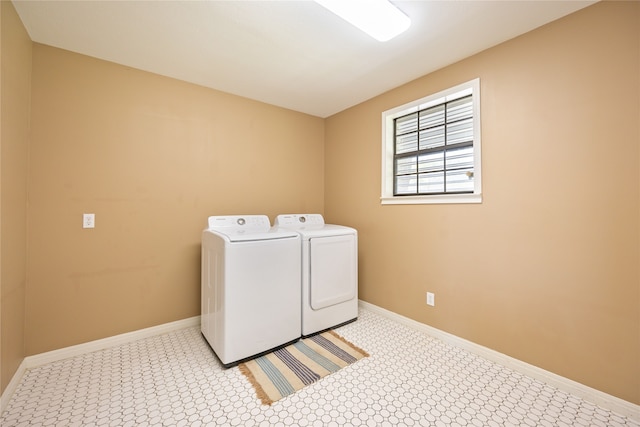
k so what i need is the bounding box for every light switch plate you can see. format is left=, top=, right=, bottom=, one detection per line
left=426, top=292, right=435, bottom=307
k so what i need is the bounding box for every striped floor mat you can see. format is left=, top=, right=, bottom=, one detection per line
left=238, top=330, right=369, bottom=405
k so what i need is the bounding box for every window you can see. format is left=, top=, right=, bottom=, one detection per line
left=381, top=79, right=482, bottom=205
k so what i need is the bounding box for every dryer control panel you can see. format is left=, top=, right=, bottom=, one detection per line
left=275, top=214, right=324, bottom=227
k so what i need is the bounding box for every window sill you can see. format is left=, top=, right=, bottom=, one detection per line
left=380, top=193, right=482, bottom=205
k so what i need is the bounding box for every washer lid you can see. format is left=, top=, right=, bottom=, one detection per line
left=210, top=227, right=299, bottom=242
left=205, top=215, right=298, bottom=242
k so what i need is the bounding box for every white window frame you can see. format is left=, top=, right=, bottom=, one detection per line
left=381, top=78, right=482, bottom=205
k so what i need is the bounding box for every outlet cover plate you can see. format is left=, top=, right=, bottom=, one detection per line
left=83, top=213, right=95, bottom=228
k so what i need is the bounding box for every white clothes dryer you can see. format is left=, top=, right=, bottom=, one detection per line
left=201, top=215, right=301, bottom=367
left=275, top=214, right=358, bottom=336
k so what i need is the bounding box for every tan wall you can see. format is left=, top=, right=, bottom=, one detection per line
left=25, top=44, right=325, bottom=355
left=325, top=1, right=639, bottom=404
left=0, top=1, right=31, bottom=394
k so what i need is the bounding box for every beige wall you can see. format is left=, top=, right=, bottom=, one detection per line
left=25, top=44, right=325, bottom=355
left=325, top=1, right=639, bottom=404
left=0, top=1, right=31, bottom=394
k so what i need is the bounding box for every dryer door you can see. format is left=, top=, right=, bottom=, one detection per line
left=309, top=234, right=357, bottom=310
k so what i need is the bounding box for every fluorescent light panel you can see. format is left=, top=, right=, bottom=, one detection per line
left=314, top=0, right=410, bottom=42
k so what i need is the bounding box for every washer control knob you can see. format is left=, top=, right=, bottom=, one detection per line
left=299, top=216, right=306, bottom=223
left=237, top=218, right=246, bottom=226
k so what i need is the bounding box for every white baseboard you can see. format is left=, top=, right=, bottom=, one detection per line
left=1, top=316, right=200, bottom=414
left=0, top=359, right=27, bottom=415
left=359, top=300, right=640, bottom=422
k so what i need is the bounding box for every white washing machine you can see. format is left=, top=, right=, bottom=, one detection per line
left=201, top=215, right=301, bottom=367
left=275, top=214, right=358, bottom=336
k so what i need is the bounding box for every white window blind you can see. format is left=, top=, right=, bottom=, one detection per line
left=381, top=79, right=481, bottom=205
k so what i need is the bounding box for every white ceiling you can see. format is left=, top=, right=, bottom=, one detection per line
left=12, top=0, right=596, bottom=118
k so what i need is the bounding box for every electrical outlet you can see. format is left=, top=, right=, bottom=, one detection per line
left=83, top=213, right=95, bottom=229
left=426, top=292, right=435, bottom=307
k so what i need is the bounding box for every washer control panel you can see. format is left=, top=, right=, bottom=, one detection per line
left=207, top=215, right=271, bottom=230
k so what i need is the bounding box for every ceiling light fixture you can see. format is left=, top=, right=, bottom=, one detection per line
left=314, top=0, right=411, bottom=42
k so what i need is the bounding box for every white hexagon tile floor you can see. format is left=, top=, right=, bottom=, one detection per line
left=1, top=308, right=638, bottom=427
